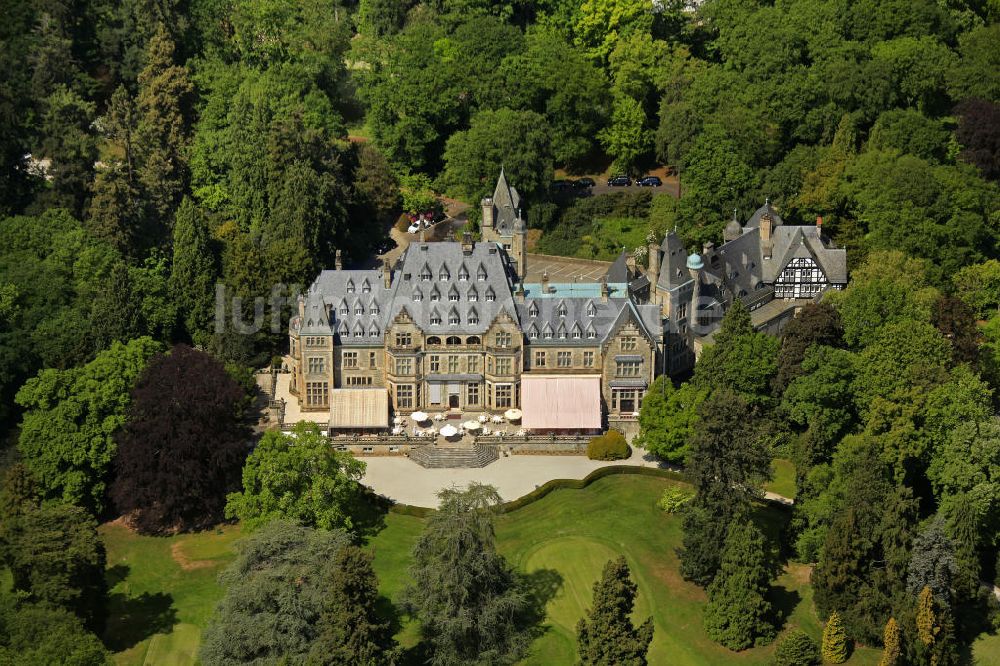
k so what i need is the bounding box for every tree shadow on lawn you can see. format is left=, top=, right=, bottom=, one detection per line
left=769, top=584, right=802, bottom=631
left=521, top=567, right=566, bottom=638
left=350, top=488, right=391, bottom=543
left=103, top=565, right=178, bottom=652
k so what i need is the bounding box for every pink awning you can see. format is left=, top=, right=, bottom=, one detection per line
left=521, top=375, right=602, bottom=430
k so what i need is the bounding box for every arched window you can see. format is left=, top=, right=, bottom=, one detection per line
left=427, top=336, right=441, bottom=345
left=446, top=336, right=462, bottom=345
left=466, top=336, right=481, bottom=345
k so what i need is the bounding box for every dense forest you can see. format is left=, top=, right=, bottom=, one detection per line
left=1, top=0, right=1000, bottom=663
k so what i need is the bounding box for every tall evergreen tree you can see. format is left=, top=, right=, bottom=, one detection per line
left=37, top=85, right=97, bottom=216
left=0, top=503, right=107, bottom=633
left=679, top=388, right=771, bottom=585
left=576, top=556, right=653, bottom=665
left=170, top=197, right=218, bottom=343
left=403, top=483, right=531, bottom=666
left=915, top=585, right=959, bottom=666
left=308, top=545, right=396, bottom=666
left=702, top=519, right=775, bottom=650
left=879, top=617, right=901, bottom=666
left=134, top=23, right=193, bottom=237
left=821, top=611, right=849, bottom=664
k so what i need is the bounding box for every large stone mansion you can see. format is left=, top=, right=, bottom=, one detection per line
left=287, top=171, right=846, bottom=431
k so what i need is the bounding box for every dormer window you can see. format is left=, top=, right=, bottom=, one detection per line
left=339, top=301, right=349, bottom=316
left=543, top=325, right=553, bottom=340
left=413, top=288, right=422, bottom=302
left=486, top=287, right=495, bottom=302
left=468, top=287, right=478, bottom=302
left=586, top=324, right=596, bottom=339
left=439, top=266, right=450, bottom=281
left=448, top=309, right=460, bottom=325
left=557, top=301, right=567, bottom=317
left=355, top=303, right=364, bottom=315
left=420, top=264, right=432, bottom=281
left=430, top=309, right=442, bottom=325
left=557, top=323, right=567, bottom=339
left=468, top=308, right=479, bottom=325
left=448, top=287, right=459, bottom=302
left=339, top=322, right=349, bottom=335
left=370, top=327, right=379, bottom=337
left=528, top=324, right=538, bottom=339
left=354, top=324, right=364, bottom=337
left=586, top=301, right=596, bottom=317
left=477, top=264, right=487, bottom=281
left=458, top=264, right=469, bottom=281
left=572, top=324, right=582, bottom=339
left=346, top=280, right=355, bottom=293
left=370, top=300, right=380, bottom=314
left=528, top=301, right=539, bottom=317
left=430, top=287, right=440, bottom=302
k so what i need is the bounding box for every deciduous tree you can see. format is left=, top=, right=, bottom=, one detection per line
left=634, top=377, right=707, bottom=464
left=112, top=344, right=248, bottom=533
left=0, top=602, right=110, bottom=666
left=226, top=422, right=365, bottom=532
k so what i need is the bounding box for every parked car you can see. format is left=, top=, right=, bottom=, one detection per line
left=638, top=176, right=662, bottom=187
left=550, top=180, right=573, bottom=192
left=407, top=222, right=421, bottom=234
left=608, top=175, right=632, bottom=187
left=574, top=177, right=596, bottom=189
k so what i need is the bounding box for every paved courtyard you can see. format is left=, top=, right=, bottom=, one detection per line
left=523, top=253, right=612, bottom=284
left=361, top=447, right=666, bottom=507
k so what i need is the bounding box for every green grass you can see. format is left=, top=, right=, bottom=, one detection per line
left=577, top=217, right=649, bottom=261
left=973, top=632, right=1000, bottom=666
left=367, top=475, right=880, bottom=665
left=766, top=458, right=797, bottom=500
left=101, top=523, right=243, bottom=665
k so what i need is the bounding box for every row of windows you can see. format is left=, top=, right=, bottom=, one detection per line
left=532, top=350, right=595, bottom=368
left=526, top=301, right=599, bottom=317
left=338, top=302, right=380, bottom=316
left=394, top=382, right=512, bottom=409
left=413, top=287, right=495, bottom=302
left=417, top=264, right=488, bottom=281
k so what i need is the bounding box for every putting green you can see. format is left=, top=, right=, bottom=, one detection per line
left=521, top=536, right=653, bottom=665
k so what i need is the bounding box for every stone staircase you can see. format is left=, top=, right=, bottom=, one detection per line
left=408, top=444, right=500, bottom=469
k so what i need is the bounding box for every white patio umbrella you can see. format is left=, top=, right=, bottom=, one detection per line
left=504, top=408, right=522, bottom=422
left=411, top=411, right=429, bottom=423
left=478, top=414, right=489, bottom=423
left=439, top=424, right=458, bottom=438
left=463, top=420, right=482, bottom=431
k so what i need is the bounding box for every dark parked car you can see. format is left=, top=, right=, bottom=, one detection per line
left=550, top=180, right=573, bottom=192
left=573, top=177, right=596, bottom=189
left=608, top=175, right=632, bottom=187
left=638, top=176, right=662, bottom=187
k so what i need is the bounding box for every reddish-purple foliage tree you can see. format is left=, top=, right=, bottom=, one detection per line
left=111, top=344, right=249, bottom=533
left=955, top=99, right=1000, bottom=182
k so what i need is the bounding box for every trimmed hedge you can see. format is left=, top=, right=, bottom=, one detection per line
left=386, top=466, right=689, bottom=517
left=586, top=430, right=630, bottom=460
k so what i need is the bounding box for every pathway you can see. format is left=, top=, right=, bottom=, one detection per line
left=361, top=448, right=798, bottom=508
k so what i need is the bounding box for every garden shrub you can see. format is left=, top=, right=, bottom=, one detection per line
left=773, top=630, right=820, bottom=666
left=657, top=486, right=694, bottom=513
left=587, top=430, right=630, bottom=460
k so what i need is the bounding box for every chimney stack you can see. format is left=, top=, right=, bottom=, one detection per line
left=514, top=282, right=525, bottom=303
left=462, top=231, right=474, bottom=254
left=297, top=294, right=305, bottom=320
left=382, top=263, right=391, bottom=288
left=647, top=233, right=660, bottom=296
left=541, top=271, right=551, bottom=294
left=600, top=277, right=609, bottom=303
left=760, top=211, right=773, bottom=258
left=335, top=249, right=343, bottom=270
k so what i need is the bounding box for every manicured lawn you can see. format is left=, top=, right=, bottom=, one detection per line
left=100, top=522, right=243, bottom=665
left=766, top=458, right=797, bottom=500
left=366, top=475, right=880, bottom=665
left=973, top=632, right=1000, bottom=665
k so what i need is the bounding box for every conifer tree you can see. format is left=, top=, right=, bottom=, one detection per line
left=170, top=197, right=218, bottom=343
left=879, top=617, right=901, bottom=666
left=702, top=519, right=774, bottom=650
left=821, top=612, right=848, bottom=664
left=134, top=23, right=193, bottom=236
left=576, top=556, right=654, bottom=665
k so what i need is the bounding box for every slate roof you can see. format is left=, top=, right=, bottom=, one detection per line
left=491, top=168, right=524, bottom=235
left=295, top=269, right=391, bottom=345
left=763, top=226, right=847, bottom=284
left=656, top=231, right=691, bottom=290
left=385, top=241, right=519, bottom=334
left=744, top=201, right=784, bottom=229
left=605, top=250, right=631, bottom=284
left=515, top=297, right=661, bottom=347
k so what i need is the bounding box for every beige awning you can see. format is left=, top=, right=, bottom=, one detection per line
left=329, top=389, right=389, bottom=429
left=521, top=375, right=602, bottom=430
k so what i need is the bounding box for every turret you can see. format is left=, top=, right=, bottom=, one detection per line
left=647, top=233, right=660, bottom=295
left=724, top=208, right=742, bottom=242
left=686, top=252, right=703, bottom=330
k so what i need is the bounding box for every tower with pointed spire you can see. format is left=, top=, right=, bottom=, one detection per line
left=480, top=168, right=528, bottom=280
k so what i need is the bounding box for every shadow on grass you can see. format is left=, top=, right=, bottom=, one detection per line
left=769, top=584, right=802, bottom=631
left=103, top=565, right=177, bottom=652
left=522, top=567, right=566, bottom=641
left=351, top=489, right=391, bottom=543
